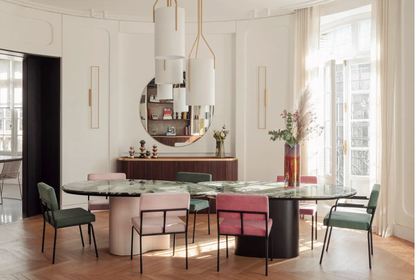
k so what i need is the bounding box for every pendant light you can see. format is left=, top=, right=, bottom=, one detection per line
left=155, top=58, right=183, bottom=84
left=186, top=0, right=215, bottom=106
left=173, top=87, right=187, bottom=113
left=157, top=84, right=173, bottom=100
left=153, top=0, right=185, bottom=59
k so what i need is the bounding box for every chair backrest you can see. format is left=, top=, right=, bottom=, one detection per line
left=367, top=184, right=381, bottom=214
left=38, top=182, right=59, bottom=226
left=216, top=193, right=269, bottom=220
left=176, top=172, right=212, bottom=183
left=139, top=192, right=190, bottom=218
left=1, top=160, right=21, bottom=179
left=87, top=173, right=126, bottom=181
left=277, top=175, right=317, bottom=184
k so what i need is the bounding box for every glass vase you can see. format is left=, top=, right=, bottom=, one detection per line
left=215, top=140, right=225, bottom=158
left=284, top=143, right=300, bottom=188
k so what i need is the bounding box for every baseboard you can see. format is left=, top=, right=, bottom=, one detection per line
left=393, top=224, right=414, bottom=242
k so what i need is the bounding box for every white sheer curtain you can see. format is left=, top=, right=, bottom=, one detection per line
left=294, top=6, right=320, bottom=175
left=371, top=0, right=402, bottom=237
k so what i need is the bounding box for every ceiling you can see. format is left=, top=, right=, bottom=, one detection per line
left=5, top=0, right=334, bottom=21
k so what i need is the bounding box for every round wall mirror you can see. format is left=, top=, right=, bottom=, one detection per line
left=140, top=78, right=214, bottom=147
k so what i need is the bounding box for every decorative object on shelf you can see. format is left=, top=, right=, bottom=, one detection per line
left=166, top=125, right=176, bottom=135
left=163, top=108, right=172, bottom=119
left=268, top=85, right=324, bottom=188
left=152, top=114, right=159, bottom=119
left=258, top=66, right=268, bottom=129
left=139, top=140, right=146, bottom=158
left=186, top=0, right=215, bottom=106
left=89, top=66, right=100, bottom=129
left=150, top=95, right=160, bottom=102
left=145, top=150, right=152, bottom=159
left=213, top=125, right=229, bottom=158
left=153, top=0, right=185, bottom=59
left=128, top=146, right=135, bottom=158
left=152, top=144, right=158, bottom=158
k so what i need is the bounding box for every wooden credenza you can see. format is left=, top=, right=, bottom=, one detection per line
left=117, top=156, right=238, bottom=181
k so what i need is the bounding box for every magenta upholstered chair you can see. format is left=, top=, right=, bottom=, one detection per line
left=216, top=193, right=273, bottom=276
left=87, top=173, right=126, bottom=211
left=130, top=192, right=190, bottom=274
left=277, top=175, right=318, bottom=249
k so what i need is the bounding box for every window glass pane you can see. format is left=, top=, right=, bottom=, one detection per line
left=351, top=93, right=370, bottom=119
left=0, top=60, right=9, bottom=80
left=17, top=136, right=22, bottom=153
left=5, top=109, right=11, bottom=119
left=0, top=88, right=8, bottom=106
left=358, top=20, right=371, bottom=51
left=325, top=148, right=332, bottom=175
left=13, top=61, right=22, bottom=80
left=351, top=121, right=370, bottom=147
left=328, top=25, right=352, bottom=56
left=0, top=136, right=3, bottom=151
left=14, top=88, right=22, bottom=105
left=5, top=119, right=11, bottom=135
left=351, top=63, right=370, bottom=91
left=351, top=150, right=370, bottom=175
left=4, top=136, right=11, bottom=151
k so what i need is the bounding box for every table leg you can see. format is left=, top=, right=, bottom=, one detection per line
left=109, top=197, right=170, bottom=256
left=235, top=200, right=299, bottom=258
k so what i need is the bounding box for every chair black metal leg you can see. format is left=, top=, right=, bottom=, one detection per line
left=88, top=224, right=91, bottom=244
left=193, top=210, right=197, bottom=243
left=270, top=233, right=273, bottom=261
left=79, top=225, right=85, bottom=247
left=311, top=215, right=314, bottom=250
left=207, top=204, right=211, bottom=235
left=217, top=234, right=220, bottom=272
left=315, top=201, right=318, bottom=239
left=173, top=234, right=176, bottom=256
left=52, top=228, right=57, bottom=264
left=319, top=224, right=330, bottom=264
left=185, top=231, right=188, bottom=269
left=367, top=231, right=372, bottom=269
left=370, top=229, right=374, bottom=255
left=265, top=237, right=269, bottom=276
left=0, top=180, right=4, bottom=205
left=140, top=234, right=143, bottom=274
left=326, top=226, right=333, bottom=252
left=90, top=223, right=98, bottom=258
left=17, top=176, right=22, bottom=200
left=131, top=227, right=134, bottom=260
left=41, top=220, right=46, bottom=252
left=226, top=235, right=228, bottom=258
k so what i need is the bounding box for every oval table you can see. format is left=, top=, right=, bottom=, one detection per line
left=197, top=181, right=357, bottom=258
left=62, top=179, right=216, bottom=256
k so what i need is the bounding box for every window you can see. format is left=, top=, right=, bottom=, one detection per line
left=0, top=58, right=23, bottom=156
left=316, top=7, right=373, bottom=196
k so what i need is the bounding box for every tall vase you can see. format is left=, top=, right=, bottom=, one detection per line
left=284, top=143, right=300, bottom=188
left=215, top=140, right=225, bottom=158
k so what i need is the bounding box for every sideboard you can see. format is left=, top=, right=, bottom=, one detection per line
left=117, top=156, right=238, bottom=181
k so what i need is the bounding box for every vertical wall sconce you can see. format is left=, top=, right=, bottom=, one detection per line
left=89, top=66, right=99, bottom=129
left=258, top=66, right=268, bottom=129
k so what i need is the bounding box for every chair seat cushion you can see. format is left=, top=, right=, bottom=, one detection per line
left=190, top=199, right=209, bottom=212
left=52, top=208, right=95, bottom=228
left=219, top=218, right=273, bottom=237
left=132, top=216, right=186, bottom=235
left=299, top=203, right=317, bottom=215
left=323, top=211, right=371, bottom=230
left=88, top=200, right=109, bottom=211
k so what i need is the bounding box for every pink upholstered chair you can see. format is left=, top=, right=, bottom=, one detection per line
left=216, top=193, right=273, bottom=276
left=87, top=173, right=126, bottom=211
left=130, top=192, right=190, bottom=274
left=277, top=175, right=318, bottom=249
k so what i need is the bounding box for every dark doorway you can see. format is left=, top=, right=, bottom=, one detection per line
left=23, top=55, right=60, bottom=218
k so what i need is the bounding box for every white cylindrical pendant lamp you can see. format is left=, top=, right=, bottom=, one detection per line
left=157, top=84, right=173, bottom=100
left=155, top=59, right=183, bottom=84
left=173, top=88, right=187, bottom=112
left=186, top=58, right=215, bottom=106
left=155, top=7, right=185, bottom=59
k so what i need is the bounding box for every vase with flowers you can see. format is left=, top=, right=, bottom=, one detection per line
left=269, top=86, right=324, bottom=188
left=213, top=125, right=229, bottom=158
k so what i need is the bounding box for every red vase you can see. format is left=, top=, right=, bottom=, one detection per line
left=284, top=143, right=300, bottom=188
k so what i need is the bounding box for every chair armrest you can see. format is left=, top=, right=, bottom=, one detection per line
left=336, top=203, right=366, bottom=208
left=349, top=196, right=369, bottom=200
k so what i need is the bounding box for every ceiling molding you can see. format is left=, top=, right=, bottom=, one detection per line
left=281, top=0, right=334, bottom=11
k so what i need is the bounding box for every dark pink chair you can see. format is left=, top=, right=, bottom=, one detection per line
left=87, top=173, right=126, bottom=211
left=216, top=193, right=273, bottom=276
left=277, top=175, right=318, bottom=249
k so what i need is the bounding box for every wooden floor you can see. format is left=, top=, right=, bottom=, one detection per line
left=0, top=211, right=413, bottom=280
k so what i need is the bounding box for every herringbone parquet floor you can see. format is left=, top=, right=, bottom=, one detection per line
left=0, top=211, right=413, bottom=279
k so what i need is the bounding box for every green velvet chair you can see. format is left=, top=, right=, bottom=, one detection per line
left=319, top=184, right=381, bottom=269
left=38, top=182, right=98, bottom=264
left=176, top=172, right=212, bottom=243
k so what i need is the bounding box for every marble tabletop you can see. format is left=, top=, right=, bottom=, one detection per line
left=197, top=181, right=357, bottom=200
left=62, top=179, right=218, bottom=197
left=62, top=179, right=356, bottom=200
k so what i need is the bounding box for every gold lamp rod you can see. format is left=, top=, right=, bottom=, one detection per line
left=188, top=0, right=216, bottom=91
left=153, top=0, right=178, bottom=30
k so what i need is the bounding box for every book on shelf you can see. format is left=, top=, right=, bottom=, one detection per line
left=163, top=108, right=172, bottom=119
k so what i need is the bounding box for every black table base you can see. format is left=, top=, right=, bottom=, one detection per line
left=235, top=200, right=299, bottom=259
